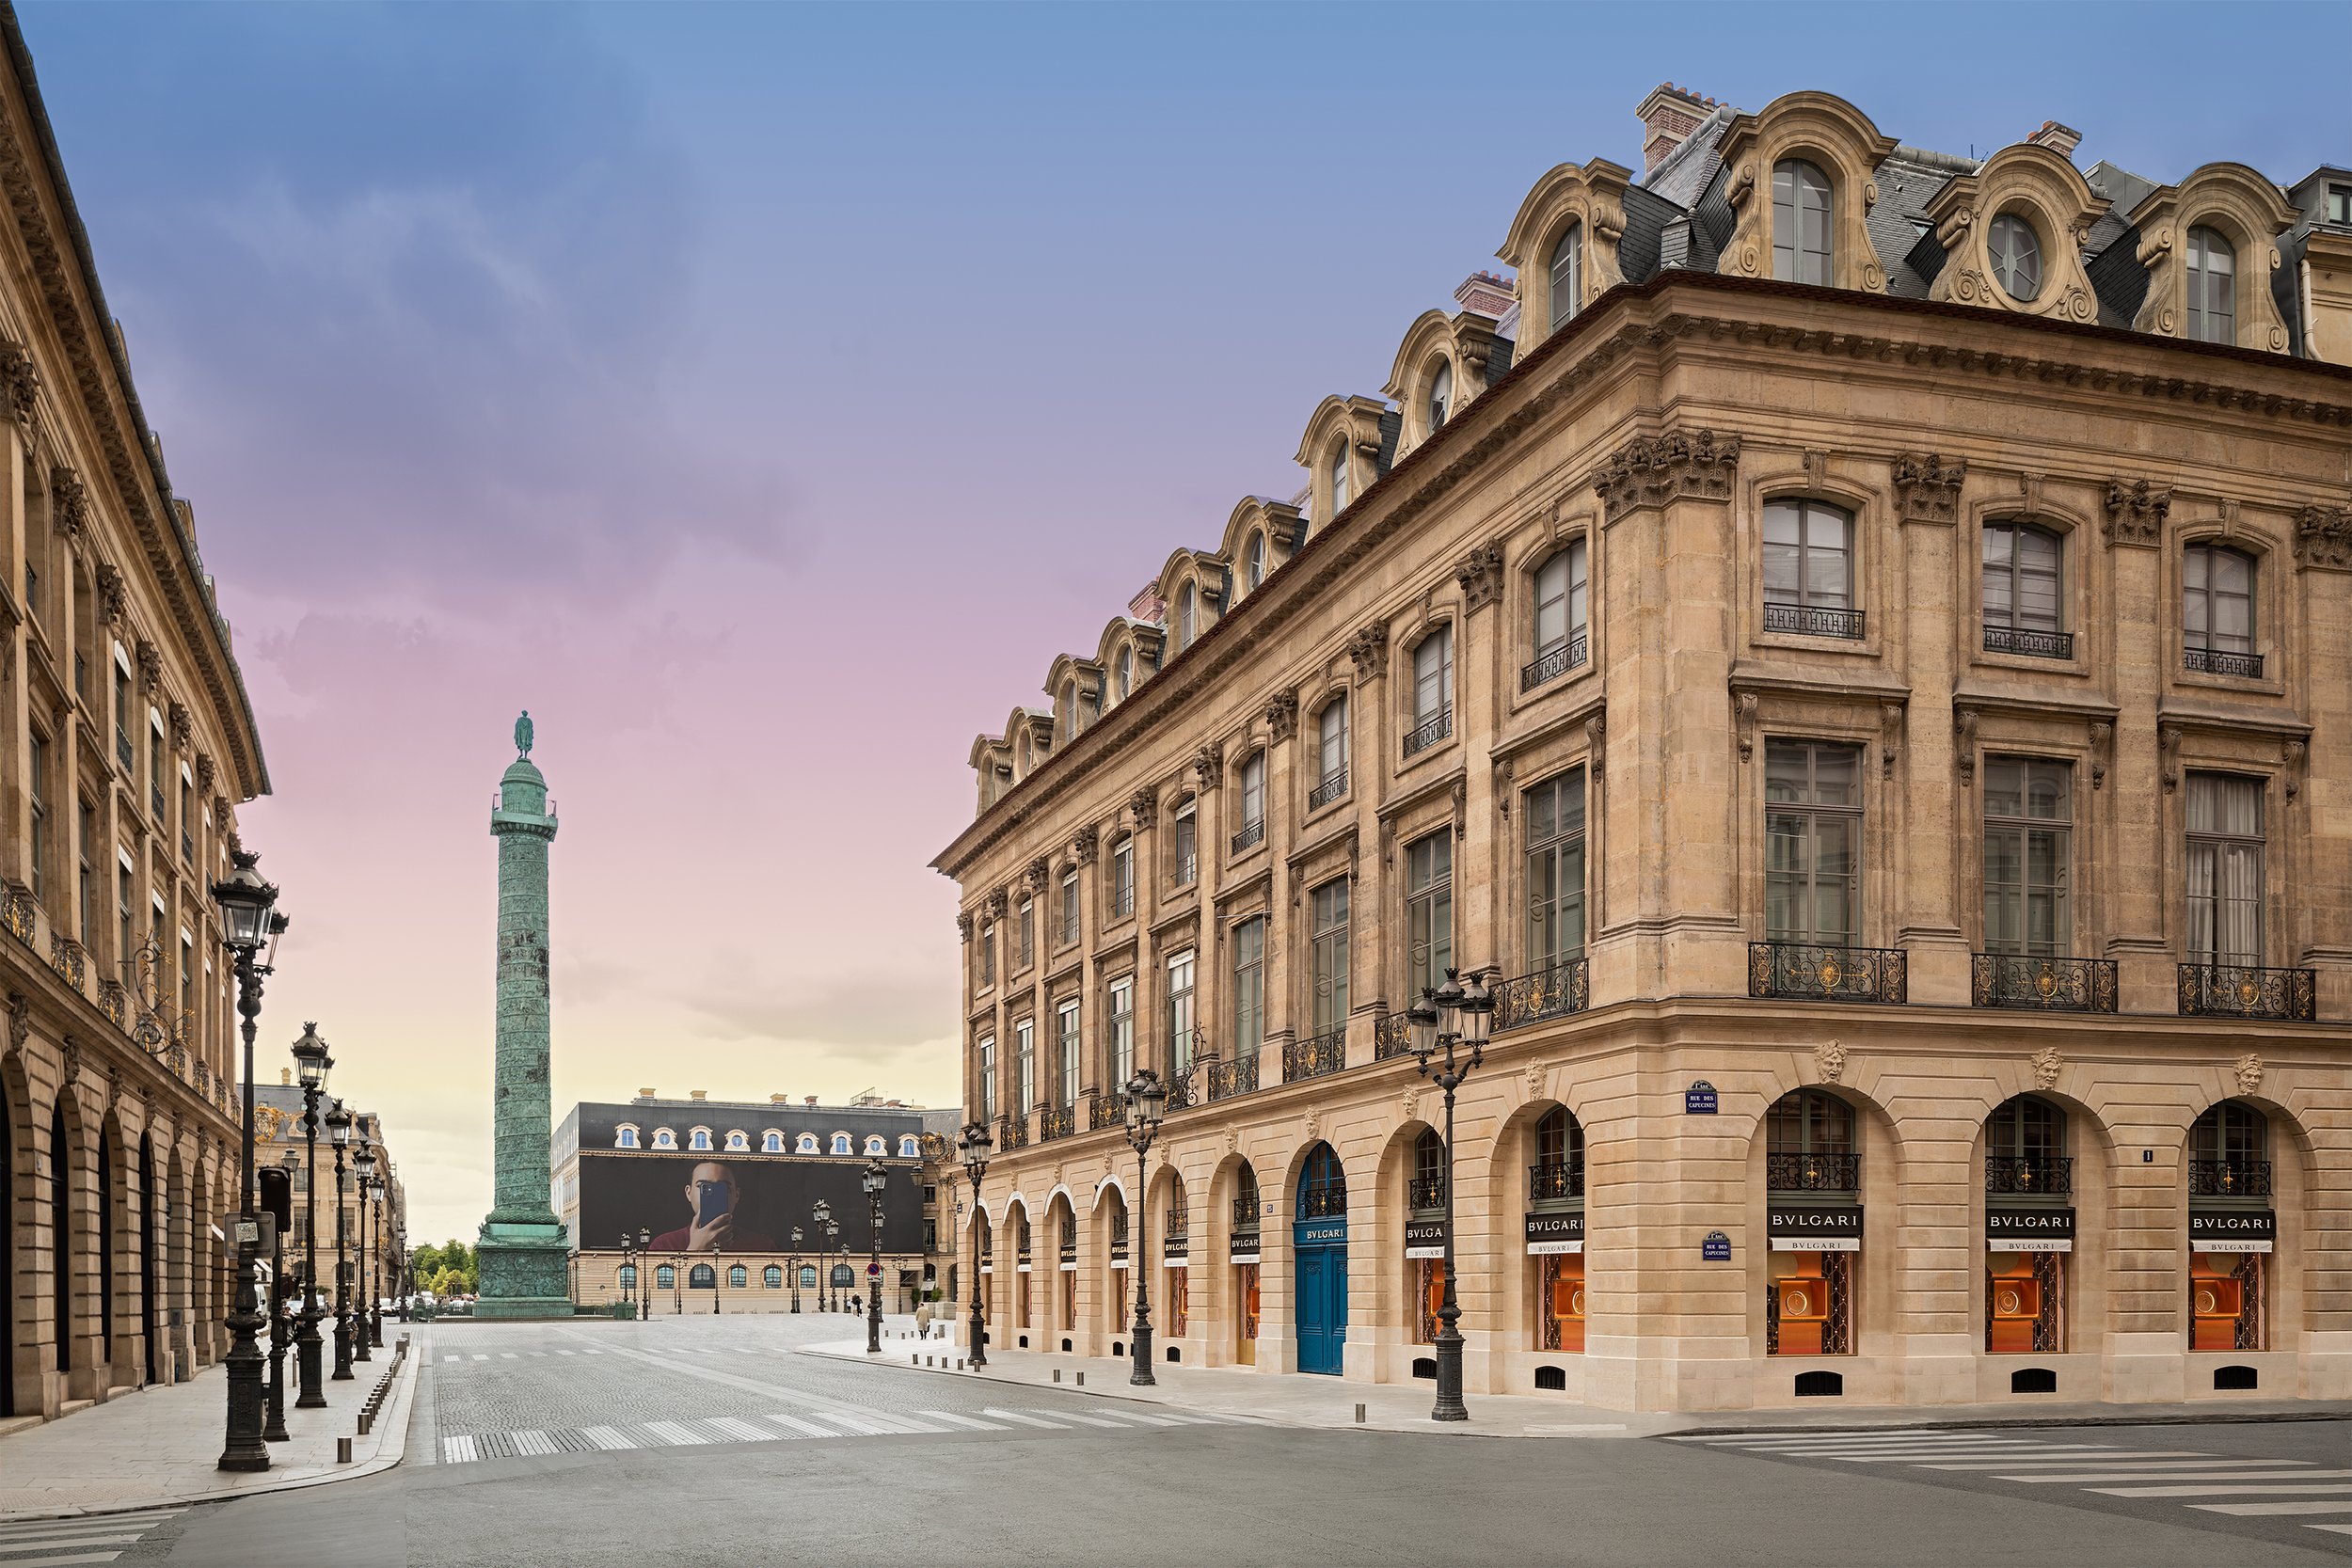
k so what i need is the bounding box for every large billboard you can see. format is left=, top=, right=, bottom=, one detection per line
left=577, top=1151, right=925, bottom=1256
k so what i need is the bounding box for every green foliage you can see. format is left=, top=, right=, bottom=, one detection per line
left=411, top=1240, right=479, bottom=1296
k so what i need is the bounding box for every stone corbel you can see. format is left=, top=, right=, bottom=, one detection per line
left=1025, top=857, right=1051, bottom=895
left=986, top=888, right=1009, bottom=921
left=4, top=990, right=25, bottom=1058
left=2090, top=721, right=2113, bottom=790
left=1736, top=691, right=1759, bottom=762
left=1494, top=755, right=1516, bottom=820
left=1128, top=786, right=1159, bottom=831
left=1346, top=619, right=1391, bottom=681
left=167, top=700, right=192, bottom=747
left=49, top=466, right=88, bottom=542
left=1593, top=429, right=1741, bottom=524
left=1890, top=452, right=1964, bottom=526
left=1263, top=689, right=1298, bottom=743
left=956, top=911, right=974, bottom=942
left=1455, top=543, right=1505, bottom=612
left=1071, top=824, right=1100, bottom=864
left=1954, top=705, right=1979, bottom=784
left=135, top=638, right=163, bottom=695
left=1584, top=712, right=1607, bottom=779
left=1879, top=701, right=1904, bottom=780
left=1192, top=743, right=1221, bottom=792
left=2158, top=722, right=2182, bottom=794
left=2284, top=738, right=2308, bottom=803
left=2102, top=479, right=2169, bottom=548
left=2293, top=503, right=2352, bottom=571
left=0, top=340, right=37, bottom=434
left=94, top=562, right=124, bottom=626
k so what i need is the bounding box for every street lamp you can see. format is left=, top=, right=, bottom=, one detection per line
left=351, top=1142, right=376, bottom=1366
left=788, top=1227, right=804, bottom=1313
left=1121, top=1069, right=1168, bottom=1387
left=369, top=1168, right=389, bottom=1347
left=325, top=1101, right=355, bottom=1382
left=290, top=1023, right=330, bottom=1408
left=863, top=1156, right=888, bottom=1354
left=211, top=847, right=284, bottom=1473
left=957, top=1121, right=993, bottom=1368
left=812, top=1198, right=835, bottom=1311
left=263, top=1148, right=296, bottom=1444
left=1407, top=966, right=1494, bottom=1423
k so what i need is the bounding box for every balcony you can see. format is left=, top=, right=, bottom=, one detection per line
left=2182, top=644, right=2263, bottom=679
left=1037, top=1103, right=1075, bottom=1143
left=1983, top=624, right=2074, bottom=660
left=1519, top=633, right=1588, bottom=693
left=1284, top=1029, right=1345, bottom=1083
left=1765, top=1151, right=1860, bottom=1193
left=1402, top=707, right=1452, bottom=759
left=1749, top=942, right=1906, bottom=1004
left=1494, top=959, right=1591, bottom=1031
left=1373, top=1012, right=1413, bottom=1060
left=1232, top=1196, right=1260, bottom=1230
left=1528, top=1158, right=1584, bottom=1203
left=1111, top=887, right=1134, bottom=920
left=1971, top=954, right=2118, bottom=1014
left=1165, top=1073, right=1194, bottom=1112
left=1230, top=818, right=1264, bottom=856
left=1985, top=1153, right=2074, bottom=1196
left=48, top=932, right=85, bottom=990
left=1406, top=1176, right=1445, bottom=1212
left=1298, top=1183, right=1346, bottom=1218
left=2177, top=963, right=2316, bottom=1021
left=115, top=728, right=133, bottom=770
left=2188, top=1158, right=2273, bottom=1199
left=1764, top=602, right=1865, bottom=640
left=1089, top=1091, right=1127, bottom=1132
left=995, top=1114, right=1029, bottom=1151
left=1308, top=770, right=1348, bottom=810
left=1207, top=1054, right=1258, bottom=1101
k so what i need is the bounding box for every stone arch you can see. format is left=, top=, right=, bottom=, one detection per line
left=2180, top=1087, right=2315, bottom=1352
left=1714, top=90, right=1899, bottom=293
left=1382, top=310, right=1459, bottom=452
left=1746, top=1076, right=1908, bottom=1364
left=165, top=1134, right=190, bottom=1380
left=49, top=1077, right=92, bottom=1385
left=1497, top=158, right=1635, bottom=350
left=1043, top=1189, right=1082, bottom=1339
left=0, top=1052, right=25, bottom=1414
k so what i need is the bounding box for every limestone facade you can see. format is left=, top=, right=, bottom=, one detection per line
left=933, top=89, right=2352, bottom=1411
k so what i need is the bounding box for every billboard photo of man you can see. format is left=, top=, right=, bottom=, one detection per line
left=648, top=1161, right=780, bottom=1253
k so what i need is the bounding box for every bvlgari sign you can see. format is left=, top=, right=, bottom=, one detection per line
left=1524, top=1212, right=1584, bottom=1256
left=1768, top=1206, right=1862, bottom=1252
left=1404, top=1220, right=1448, bottom=1260
left=1985, top=1208, right=2074, bottom=1252
left=1229, top=1229, right=1263, bottom=1265
left=2189, top=1210, right=2275, bottom=1254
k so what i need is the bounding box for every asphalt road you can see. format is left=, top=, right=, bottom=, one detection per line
left=44, top=1315, right=2349, bottom=1568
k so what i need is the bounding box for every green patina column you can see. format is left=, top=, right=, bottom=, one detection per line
left=474, top=711, right=573, bottom=1318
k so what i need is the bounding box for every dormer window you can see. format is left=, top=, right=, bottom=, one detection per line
left=724, top=1130, right=748, bottom=1151
left=866, top=1135, right=887, bottom=1156
left=1549, top=223, right=1583, bottom=330
left=832, top=1132, right=852, bottom=1155
left=1329, top=442, right=1350, bottom=515
left=1989, top=212, right=2042, bottom=301
left=1426, top=360, right=1453, bottom=433
left=797, top=1132, right=819, bottom=1154
left=1176, top=583, right=1197, bottom=649
left=2186, top=227, right=2235, bottom=343
left=1116, top=646, right=1134, bottom=700
left=899, top=1135, right=920, bottom=1158
left=1245, top=532, right=1265, bottom=593
left=763, top=1131, right=784, bottom=1152
left=689, top=1128, right=712, bottom=1151
left=653, top=1128, right=675, bottom=1149
left=1772, top=160, right=1833, bottom=285
left=615, top=1125, right=641, bottom=1149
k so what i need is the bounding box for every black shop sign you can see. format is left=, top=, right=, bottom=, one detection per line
left=1768, top=1205, right=1863, bottom=1252
left=1524, top=1211, right=1585, bottom=1256
left=1985, top=1207, right=2074, bottom=1252
left=1405, top=1219, right=1448, bottom=1260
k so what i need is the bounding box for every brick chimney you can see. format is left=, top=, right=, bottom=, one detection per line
left=636, top=1087, right=656, bottom=1101
left=804, top=1095, right=818, bottom=1106
left=771, top=1093, right=788, bottom=1103
left=689, top=1088, right=707, bottom=1101
left=1453, top=270, right=1515, bottom=320
left=2026, top=120, right=2082, bottom=160
left=1637, top=83, right=1718, bottom=173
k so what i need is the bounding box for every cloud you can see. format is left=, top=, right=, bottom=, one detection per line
left=675, top=964, right=959, bottom=1054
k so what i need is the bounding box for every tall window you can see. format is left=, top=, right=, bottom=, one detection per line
left=1765, top=741, right=1862, bottom=947
left=77, top=802, right=94, bottom=944
left=2183, top=544, right=2255, bottom=661
left=1110, top=837, right=1135, bottom=917
left=1406, top=832, right=1453, bottom=1001
left=1107, top=976, right=1134, bottom=1087
left=1056, top=1000, right=1080, bottom=1108
left=1311, top=879, right=1349, bottom=1036
left=1173, top=800, right=1198, bottom=886
left=178, top=775, right=193, bottom=864
left=1410, top=627, right=1452, bottom=743
left=1531, top=541, right=1589, bottom=683
left=1763, top=499, right=1855, bottom=630
left=1166, top=950, right=1195, bottom=1076
left=2185, top=773, right=2263, bottom=968
left=27, top=733, right=47, bottom=905
left=1982, top=759, right=2071, bottom=956
left=1315, top=696, right=1349, bottom=799
left=1017, top=896, right=1034, bottom=970
left=1176, top=583, right=1197, bottom=649
left=1232, top=915, right=1264, bottom=1063
left=1526, top=769, right=1587, bottom=969
left=117, top=863, right=132, bottom=968
left=1549, top=223, right=1584, bottom=330
left=1772, top=159, right=1833, bottom=285
left=2185, top=226, right=2234, bottom=344
left=1987, top=212, right=2042, bottom=300
left=1426, top=359, right=1452, bottom=433
left=1237, top=752, right=1264, bottom=843
left=113, top=660, right=132, bottom=770
left=149, top=722, right=165, bottom=820
left=1245, top=532, right=1266, bottom=592
left=977, top=920, right=995, bottom=988
left=1059, top=869, right=1079, bottom=946
left=1329, top=443, right=1350, bottom=515
left=1116, top=647, right=1134, bottom=700
left=1982, top=523, right=2062, bottom=651
left=1013, top=1020, right=1035, bottom=1111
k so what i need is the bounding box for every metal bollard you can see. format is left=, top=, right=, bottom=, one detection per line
left=1075, top=1372, right=1085, bottom=1386
left=957, top=1358, right=966, bottom=1370
left=1052, top=1369, right=1062, bottom=1383
left=337, top=1436, right=354, bottom=1463
left=358, top=1412, right=373, bottom=1435
left=1355, top=1403, right=1366, bottom=1424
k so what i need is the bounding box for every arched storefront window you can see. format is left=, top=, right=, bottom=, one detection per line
left=1408, top=1131, right=1447, bottom=1344
left=1529, top=1106, right=1586, bottom=1353
left=656, top=1264, right=676, bottom=1291
left=1765, top=1089, right=1859, bottom=1357
left=763, top=1264, right=783, bottom=1289
left=1232, top=1163, right=1263, bottom=1365
left=689, top=1263, right=716, bottom=1291
left=2189, top=1101, right=2271, bottom=1352
left=1985, top=1095, right=2072, bottom=1355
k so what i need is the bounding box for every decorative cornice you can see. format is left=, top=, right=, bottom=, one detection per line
left=1593, top=427, right=1740, bottom=523
left=2294, top=503, right=2352, bottom=571
left=1128, top=786, right=1159, bottom=831
left=985, top=888, right=1009, bottom=920
left=1890, top=451, right=1964, bottom=525
left=1025, top=857, right=1051, bottom=894
left=1455, top=542, right=1505, bottom=611
left=1263, top=688, right=1298, bottom=743
left=1071, top=823, right=1099, bottom=864
left=2102, top=477, right=2169, bottom=547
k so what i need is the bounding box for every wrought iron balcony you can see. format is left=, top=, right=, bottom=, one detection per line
left=2188, top=1158, right=2273, bottom=1198
left=1165, top=1073, right=1194, bottom=1112
left=115, top=728, right=133, bottom=770
left=1971, top=953, right=2118, bottom=1013
left=2183, top=644, right=2263, bottom=678
left=1495, top=959, right=1591, bottom=1031
left=1165, top=1208, right=1187, bottom=1243
left=1230, top=818, right=1265, bottom=855
left=1037, top=1104, right=1075, bottom=1143
left=1519, top=633, right=1588, bottom=692
left=1765, top=1151, right=1861, bottom=1193
left=1089, top=1090, right=1127, bottom=1131
left=49, top=933, right=85, bottom=990
left=0, top=883, right=35, bottom=946
left=1207, top=1055, right=1258, bottom=1101
left=1749, top=942, right=1907, bottom=1003
left=1308, top=770, right=1348, bottom=810
left=995, top=1114, right=1029, bottom=1151
left=1298, top=1183, right=1346, bottom=1218
left=1232, top=1196, right=1261, bottom=1230
left=1111, top=887, right=1134, bottom=919
left=1985, top=1153, right=2074, bottom=1196
left=1373, top=1012, right=1414, bottom=1060
left=1402, top=707, right=1452, bottom=758
left=2178, top=963, right=2316, bottom=1021
left=1764, top=602, right=1866, bottom=639
left=1983, top=624, right=2074, bottom=660
left=1406, top=1176, right=1446, bottom=1212
left=1528, top=1158, right=1584, bottom=1202
left=1285, top=1029, right=1346, bottom=1083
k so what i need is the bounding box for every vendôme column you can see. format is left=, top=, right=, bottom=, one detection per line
left=475, top=710, right=573, bottom=1317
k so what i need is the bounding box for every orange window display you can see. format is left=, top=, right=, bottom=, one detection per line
left=2191, top=1252, right=2265, bottom=1351
left=1017, top=1271, right=1030, bottom=1328
left=1166, top=1267, right=1188, bottom=1336
left=1540, top=1254, right=1585, bottom=1353
left=1236, top=1262, right=1260, bottom=1365
left=1060, top=1266, right=1075, bottom=1328
left=1986, top=1251, right=2063, bottom=1354
left=1414, top=1259, right=1447, bottom=1344
left=1767, top=1250, right=1853, bottom=1356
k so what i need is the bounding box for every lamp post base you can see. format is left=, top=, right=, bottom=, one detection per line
left=1130, top=1320, right=1155, bottom=1386
left=1431, top=1328, right=1469, bottom=1421
left=295, top=1328, right=326, bottom=1410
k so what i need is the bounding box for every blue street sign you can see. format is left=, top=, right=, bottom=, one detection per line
left=1702, top=1230, right=1732, bottom=1261
left=1685, top=1081, right=1719, bottom=1115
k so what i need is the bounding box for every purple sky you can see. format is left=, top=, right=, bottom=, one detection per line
left=20, top=2, right=2347, bottom=1241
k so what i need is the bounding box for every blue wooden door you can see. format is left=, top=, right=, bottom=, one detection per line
left=1294, top=1220, right=1348, bottom=1374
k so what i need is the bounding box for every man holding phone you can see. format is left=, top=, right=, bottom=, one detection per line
left=649, top=1161, right=778, bottom=1253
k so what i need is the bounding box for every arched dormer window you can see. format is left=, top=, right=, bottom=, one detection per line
left=762, top=1131, right=784, bottom=1153
left=1426, top=359, right=1453, bottom=434
left=832, top=1132, right=852, bottom=1155
left=1176, top=583, right=1197, bottom=649
left=796, top=1132, right=819, bottom=1154
left=899, top=1134, right=920, bottom=1158
left=689, top=1128, right=712, bottom=1151
left=1245, top=532, right=1265, bottom=593
left=2186, top=227, right=2235, bottom=344
left=1772, top=159, right=1833, bottom=285
left=866, top=1134, right=887, bottom=1156
left=1116, top=646, right=1135, bottom=700
left=652, top=1128, right=675, bottom=1149
left=1988, top=211, right=2042, bottom=302
left=1549, top=223, right=1584, bottom=331
left=1060, top=681, right=1078, bottom=741
left=615, top=1125, right=640, bottom=1149
left=724, top=1129, right=748, bottom=1152
left=1329, top=442, right=1350, bottom=515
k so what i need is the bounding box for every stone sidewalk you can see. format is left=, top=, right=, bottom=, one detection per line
left=802, top=1330, right=2352, bottom=1440
left=0, top=1329, right=423, bottom=1520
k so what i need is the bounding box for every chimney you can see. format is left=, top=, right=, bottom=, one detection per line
left=689, top=1088, right=707, bottom=1101
left=280, top=1068, right=292, bottom=1086
left=637, top=1087, right=656, bottom=1101
left=804, top=1095, right=818, bottom=1107
left=2026, top=120, right=2082, bottom=161
left=1637, top=83, right=1718, bottom=174
left=771, top=1093, right=788, bottom=1103
left=1453, top=270, right=1514, bottom=320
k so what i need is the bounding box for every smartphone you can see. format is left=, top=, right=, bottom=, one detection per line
left=695, top=1180, right=732, bottom=1227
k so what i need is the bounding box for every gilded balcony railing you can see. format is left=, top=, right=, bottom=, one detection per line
left=1406, top=1175, right=1445, bottom=1212
left=1749, top=942, right=1906, bottom=1004
left=1207, top=1055, right=1258, bottom=1101
left=2187, top=1158, right=2273, bottom=1199
left=1985, top=1153, right=2074, bottom=1196
left=1373, top=1012, right=1413, bottom=1060
left=995, top=1114, right=1029, bottom=1151
left=1527, top=1158, right=1583, bottom=1202
left=2177, top=964, right=2316, bottom=1021
left=49, top=933, right=86, bottom=990
left=1165, top=1073, right=1194, bottom=1112
left=1971, top=954, right=2118, bottom=1013
left=1494, top=959, right=1591, bottom=1031
left=1765, top=1151, right=1860, bottom=1193
left=1037, top=1104, right=1075, bottom=1143
left=1089, top=1091, right=1127, bottom=1132
left=1285, top=1029, right=1345, bottom=1082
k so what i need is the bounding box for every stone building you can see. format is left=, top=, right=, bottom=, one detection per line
left=0, top=16, right=272, bottom=1421
left=253, top=1079, right=407, bottom=1309
left=933, top=87, right=2352, bottom=1411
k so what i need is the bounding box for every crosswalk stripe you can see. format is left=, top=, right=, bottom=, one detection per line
left=1831, top=1449, right=2102, bottom=1464
left=0, top=1511, right=184, bottom=1532
left=2091, top=1484, right=2352, bottom=1498
left=857, top=1411, right=950, bottom=1433
left=981, top=1407, right=1069, bottom=1428
left=1915, top=1451, right=2217, bottom=1468
left=580, top=1426, right=636, bottom=1450
left=2311, top=1525, right=2352, bottom=1536
left=0, top=1553, right=134, bottom=1567
left=642, top=1420, right=711, bottom=1446
left=1100, top=1409, right=1184, bottom=1425
left=442, top=1354, right=459, bottom=1364
left=918, top=1409, right=1010, bottom=1431
left=510, top=1430, right=558, bottom=1457
left=499, top=1353, right=519, bottom=1360
left=555, top=1350, right=576, bottom=1356
left=2025, top=1468, right=2349, bottom=1483
left=761, top=1413, right=834, bottom=1438
left=440, top=1435, right=478, bottom=1464
left=705, top=1418, right=773, bottom=1442
left=1732, top=1437, right=2058, bottom=1453
left=580, top=1349, right=603, bottom=1355
left=2003, top=1462, right=2312, bottom=1482
left=0, top=1530, right=151, bottom=1547
left=1672, top=1431, right=1997, bottom=1445
left=2192, top=1501, right=2352, bottom=1516
left=470, top=1354, right=488, bottom=1362
left=0, top=1521, right=177, bottom=1543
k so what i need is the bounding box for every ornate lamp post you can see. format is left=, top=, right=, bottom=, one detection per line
left=1406, top=967, right=1494, bottom=1423
left=788, top=1227, right=804, bottom=1313
left=350, top=1142, right=376, bottom=1365
left=263, top=1148, right=296, bottom=1444
left=211, top=847, right=284, bottom=1472
left=369, top=1170, right=389, bottom=1346
left=863, top=1156, right=888, bottom=1354
left=1121, top=1069, right=1168, bottom=1387
left=957, top=1121, right=992, bottom=1368
left=325, top=1101, right=355, bottom=1382
left=290, top=1024, right=330, bottom=1407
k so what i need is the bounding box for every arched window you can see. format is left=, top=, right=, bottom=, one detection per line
left=1116, top=646, right=1134, bottom=700
left=899, top=1135, right=920, bottom=1158
left=1985, top=1095, right=2068, bottom=1193
left=1296, top=1142, right=1346, bottom=1217
left=1531, top=1107, right=1584, bottom=1202
left=763, top=1264, right=783, bottom=1289
left=689, top=1129, right=711, bottom=1152
left=652, top=1129, right=675, bottom=1149
left=1988, top=212, right=2042, bottom=301
left=656, top=1264, right=675, bottom=1290
left=618, top=1263, right=638, bottom=1291
left=1772, top=159, right=1834, bottom=285
left=2183, top=543, right=2256, bottom=663
left=1329, top=442, right=1350, bottom=515
left=1762, top=499, right=1857, bottom=632
left=2188, top=1100, right=2269, bottom=1352
left=1549, top=222, right=1584, bottom=330
left=1245, top=531, right=1265, bottom=592
left=1530, top=541, right=1589, bottom=684
left=1237, top=752, right=1265, bottom=840
left=762, top=1131, right=784, bottom=1153
left=1410, top=626, right=1453, bottom=736
left=1426, top=359, right=1453, bottom=433
left=865, top=1135, right=886, bottom=1156
left=832, top=1133, right=852, bottom=1155
left=2186, top=227, right=2235, bottom=343
left=796, top=1132, right=818, bottom=1154
left=800, top=1264, right=818, bottom=1290
left=689, top=1263, right=716, bottom=1291
left=1236, top=1162, right=1261, bottom=1227
left=1410, top=1130, right=1446, bottom=1214
left=724, top=1130, right=747, bottom=1151
left=2190, top=1101, right=2267, bottom=1191
left=1314, top=695, right=1349, bottom=800
left=727, top=1264, right=747, bottom=1289
left=1767, top=1089, right=1857, bottom=1190
left=1176, top=583, right=1197, bottom=649
left=615, top=1126, right=639, bottom=1149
